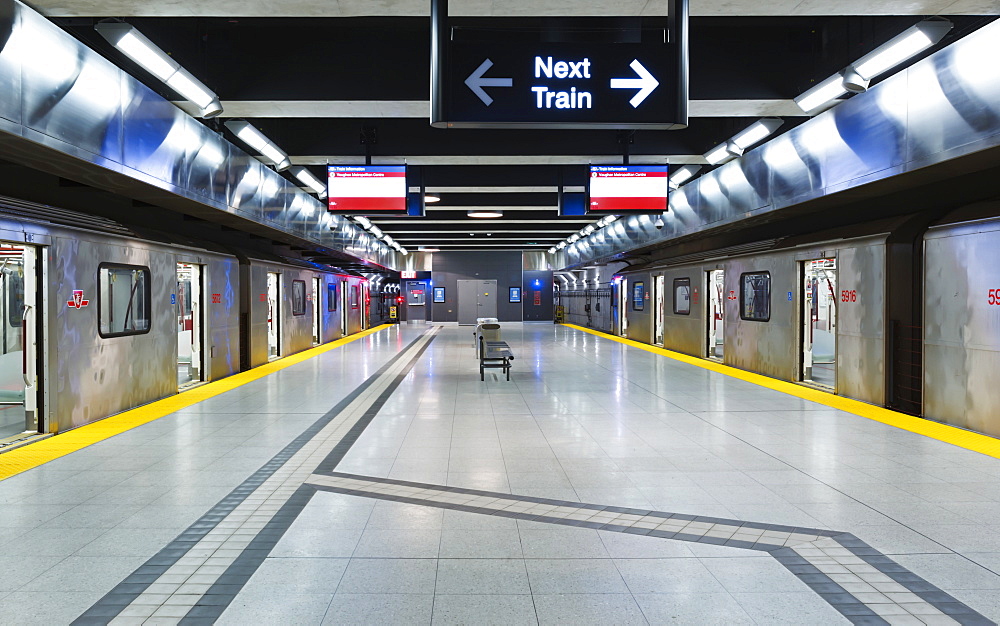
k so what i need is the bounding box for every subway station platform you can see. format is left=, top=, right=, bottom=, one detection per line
left=1, top=324, right=999, bottom=625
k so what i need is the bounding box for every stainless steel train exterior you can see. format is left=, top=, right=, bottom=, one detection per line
left=560, top=209, right=1000, bottom=438
left=923, top=212, right=1000, bottom=437
left=0, top=202, right=376, bottom=438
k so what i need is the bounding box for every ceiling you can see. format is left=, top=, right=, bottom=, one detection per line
left=45, top=3, right=999, bottom=253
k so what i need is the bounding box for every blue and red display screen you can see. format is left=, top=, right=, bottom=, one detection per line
left=588, top=165, right=669, bottom=214
left=327, top=165, right=407, bottom=214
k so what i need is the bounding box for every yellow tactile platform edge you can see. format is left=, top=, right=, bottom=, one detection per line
left=0, top=324, right=395, bottom=481
left=563, top=324, right=1000, bottom=459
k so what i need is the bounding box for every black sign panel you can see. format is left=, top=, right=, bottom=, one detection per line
left=434, top=42, right=684, bottom=130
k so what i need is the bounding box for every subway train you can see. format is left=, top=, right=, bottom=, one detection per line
left=556, top=201, right=1000, bottom=439
left=0, top=196, right=394, bottom=444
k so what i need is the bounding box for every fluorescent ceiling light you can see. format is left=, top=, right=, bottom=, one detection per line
left=225, top=120, right=291, bottom=170
left=669, top=165, right=701, bottom=188
left=467, top=209, right=503, bottom=218
left=582, top=225, right=595, bottom=235
left=730, top=118, right=784, bottom=151
left=399, top=248, right=409, bottom=255
left=424, top=194, right=441, bottom=203
left=794, top=75, right=848, bottom=114
left=418, top=247, right=440, bottom=252
left=369, top=225, right=383, bottom=239
left=383, top=235, right=394, bottom=247
left=354, top=216, right=372, bottom=230
left=95, top=22, right=222, bottom=118
left=290, top=167, right=326, bottom=195
left=556, top=242, right=567, bottom=249
left=854, top=19, right=952, bottom=80
left=548, top=247, right=557, bottom=254
left=704, top=144, right=733, bottom=165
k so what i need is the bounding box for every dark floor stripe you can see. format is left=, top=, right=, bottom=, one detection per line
left=180, top=331, right=439, bottom=622
left=72, top=329, right=434, bottom=625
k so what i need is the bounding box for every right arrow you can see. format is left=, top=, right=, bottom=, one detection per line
left=465, top=59, right=513, bottom=106
left=610, top=59, right=659, bottom=108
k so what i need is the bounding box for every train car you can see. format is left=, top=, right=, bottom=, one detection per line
left=0, top=197, right=382, bottom=443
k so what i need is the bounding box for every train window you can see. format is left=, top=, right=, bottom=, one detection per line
left=327, top=283, right=337, bottom=312
left=291, top=280, right=306, bottom=316
left=740, top=272, right=771, bottom=322
left=673, top=278, right=691, bottom=315
left=98, top=264, right=151, bottom=337
left=350, top=285, right=360, bottom=309
left=632, top=281, right=644, bottom=311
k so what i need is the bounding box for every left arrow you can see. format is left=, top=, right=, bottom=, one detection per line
left=465, top=59, right=513, bottom=106
left=610, top=59, right=659, bottom=108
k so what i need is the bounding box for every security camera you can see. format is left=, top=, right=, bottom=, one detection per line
left=655, top=218, right=664, bottom=230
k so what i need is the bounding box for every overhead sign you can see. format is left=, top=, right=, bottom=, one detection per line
left=327, top=165, right=407, bottom=214
left=430, top=1, right=688, bottom=130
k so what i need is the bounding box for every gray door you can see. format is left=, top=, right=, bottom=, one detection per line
left=478, top=280, right=497, bottom=319
left=457, top=280, right=477, bottom=325
left=457, top=279, right=498, bottom=325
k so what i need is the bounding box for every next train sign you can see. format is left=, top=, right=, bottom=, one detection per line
left=430, top=0, right=689, bottom=130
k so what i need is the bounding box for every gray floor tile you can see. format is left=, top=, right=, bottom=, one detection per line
left=435, top=559, right=531, bottom=595
left=353, top=528, right=442, bottom=558
left=524, top=559, right=629, bottom=594
left=614, top=558, right=727, bottom=595
left=337, top=558, right=438, bottom=594
left=519, top=528, right=611, bottom=559
left=432, top=594, right=537, bottom=625
left=270, top=527, right=364, bottom=558
left=633, top=592, right=755, bottom=625
left=700, top=556, right=809, bottom=594
left=323, top=593, right=433, bottom=624
left=438, top=529, right=524, bottom=559
left=217, top=591, right=334, bottom=626
left=242, top=557, right=349, bottom=595
left=532, top=593, right=646, bottom=625
left=730, top=592, right=850, bottom=624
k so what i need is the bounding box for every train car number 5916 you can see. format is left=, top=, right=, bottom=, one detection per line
left=988, top=289, right=1000, bottom=305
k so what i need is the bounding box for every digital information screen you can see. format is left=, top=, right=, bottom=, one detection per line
left=588, top=165, right=669, bottom=214
left=328, top=165, right=407, bottom=214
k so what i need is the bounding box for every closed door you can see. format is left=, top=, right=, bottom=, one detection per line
left=457, top=280, right=497, bottom=325
left=654, top=275, right=665, bottom=345
left=406, top=281, right=427, bottom=322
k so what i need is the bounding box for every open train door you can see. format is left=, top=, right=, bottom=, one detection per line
left=0, top=244, right=42, bottom=440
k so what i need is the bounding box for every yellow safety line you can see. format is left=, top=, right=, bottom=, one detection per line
left=0, top=324, right=396, bottom=481
left=563, top=324, right=1000, bottom=459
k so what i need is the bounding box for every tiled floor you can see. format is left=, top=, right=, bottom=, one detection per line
left=1, top=323, right=1000, bottom=625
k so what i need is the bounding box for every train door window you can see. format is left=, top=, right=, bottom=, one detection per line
left=291, top=280, right=306, bottom=316
left=740, top=272, right=771, bottom=322
left=350, top=285, right=360, bottom=309
left=312, top=277, right=321, bottom=345
left=707, top=270, right=724, bottom=360
left=802, top=259, right=837, bottom=389
left=673, top=278, right=691, bottom=315
left=654, top=276, right=665, bottom=346
left=176, top=263, right=204, bottom=389
left=266, top=272, right=280, bottom=360
left=98, top=264, right=151, bottom=337
left=361, top=283, right=369, bottom=330
left=0, top=244, right=41, bottom=438
left=327, top=283, right=337, bottom=312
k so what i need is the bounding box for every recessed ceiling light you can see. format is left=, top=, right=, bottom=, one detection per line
left=467, top=209, right=503, bottom=218
left=425, top=194, right=441, bottom=203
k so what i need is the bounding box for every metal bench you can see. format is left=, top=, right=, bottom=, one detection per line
left=473, top=322, right=514, bottom=380
left=480, top=341, right=514, bottom=381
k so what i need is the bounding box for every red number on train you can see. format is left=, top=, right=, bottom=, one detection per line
left=989, top=289, right=1000, bottom=305
left=841, top=290, right=857, bottom=303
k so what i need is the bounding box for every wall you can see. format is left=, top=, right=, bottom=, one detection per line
left=431, top=252, right=523, bottom=322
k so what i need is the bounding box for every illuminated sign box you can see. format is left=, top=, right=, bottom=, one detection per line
left=328, top=165, right=407, bottom=214
left=588, top=165, right=669, bottom=215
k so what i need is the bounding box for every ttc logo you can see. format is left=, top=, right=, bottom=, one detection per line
left=67, top=290, right=89, bottom=309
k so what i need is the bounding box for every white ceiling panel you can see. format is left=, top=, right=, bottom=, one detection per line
left=291, top=155, right=707, bottom=165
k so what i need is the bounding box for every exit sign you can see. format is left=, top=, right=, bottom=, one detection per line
left=401, top=271, right=417, bottom=279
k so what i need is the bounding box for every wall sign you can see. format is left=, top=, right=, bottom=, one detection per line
left=401, top=270, right=417, bottom=279
left=509, top=287, right=521, bottom=303
left=632, top=282, right=645, bottom=311
left=433, top=287, right=446, bottom=303
left=430, top=0, right=688, bottom=130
